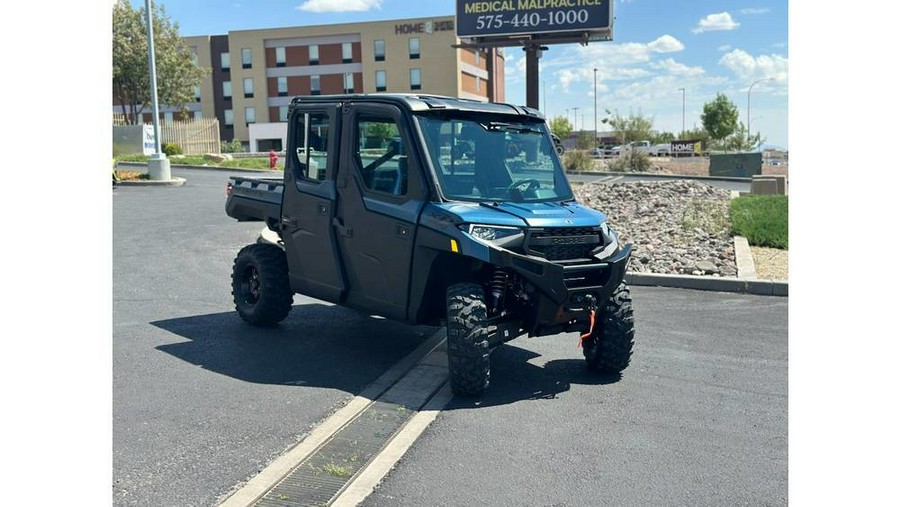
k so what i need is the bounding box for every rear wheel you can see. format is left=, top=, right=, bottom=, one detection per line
left=231, top=243, right=293, bottom=326
left=583, top=282, right=635, bottom=373
left=446, top=283, right=491, bottom=396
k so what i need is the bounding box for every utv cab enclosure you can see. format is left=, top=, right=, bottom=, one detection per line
left=226, top=94, right=635, bottom=396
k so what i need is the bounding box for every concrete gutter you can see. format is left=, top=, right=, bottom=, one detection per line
left=626, top=271, right=787, bottom=297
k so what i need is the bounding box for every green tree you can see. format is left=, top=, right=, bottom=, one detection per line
left=680, top=126, right=710, bottom=145
left=575, top=131, right=594, bottom=150
left=725, top=122, right=764, bottom=152
left=113, top=0, right=207, bottom=124
left=601, top=110, right=654, bottom=145
left=548, top=116, right=573, bottom=140
left=651, top=131, right=676, bottom=144
left=701, top=93, right=739, bottom=151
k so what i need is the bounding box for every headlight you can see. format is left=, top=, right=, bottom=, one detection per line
left=463, top=224, right=522, bottom=241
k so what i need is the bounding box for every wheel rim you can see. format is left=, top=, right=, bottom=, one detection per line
left=240, top=266, right=261, bottom=305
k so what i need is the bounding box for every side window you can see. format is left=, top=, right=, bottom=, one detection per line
left=356, top=116, right=407, bottom=196
left=293, top=111, right=330, bottom=182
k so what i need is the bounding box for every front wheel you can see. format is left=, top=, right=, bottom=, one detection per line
left=446, top=283, right=491, bottom=396
left=231, top=243, right=293, bottom=326
left=583, top=282, right=635, bottom=373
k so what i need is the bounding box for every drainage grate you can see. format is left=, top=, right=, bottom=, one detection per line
left=254, top=357, right=447, bottom=507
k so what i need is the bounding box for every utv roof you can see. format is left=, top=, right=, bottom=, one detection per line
left=290, top=93, right=544, bottom=120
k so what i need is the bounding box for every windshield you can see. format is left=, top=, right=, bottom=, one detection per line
left=416, top=113, right=573, bottom=203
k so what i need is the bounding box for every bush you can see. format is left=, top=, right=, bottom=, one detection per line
left=607, top=150, right=651, bottom=172
left=563, top=150, right=595, bottom=171
left=730, top=195, right=788, bottom=249
left=221, top=139, right=245, bottom=153
left=162, top=143, right=183, bottom=156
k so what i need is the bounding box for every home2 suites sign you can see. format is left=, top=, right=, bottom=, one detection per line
left=395, top=20, right=456, bottom=34
left=456, top=0, right=611, bottom=38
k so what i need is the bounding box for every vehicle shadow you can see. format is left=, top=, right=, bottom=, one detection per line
left=445, top=343, right=623, bottom=410
left=151, top=303, right=437, bottom=394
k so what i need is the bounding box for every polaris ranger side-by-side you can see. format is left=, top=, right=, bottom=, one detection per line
left=225, top=94, right=634, bottom=396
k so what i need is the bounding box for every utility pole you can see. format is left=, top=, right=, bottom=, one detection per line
left=748, top=77, right=774, bottom=147
left=677, top=87, right=685, bottom=139
left=144, top=0, right=170, bottom=181
left=572, top=107, right=579, bottom=131
left=593, top=68, right=598, bottom=147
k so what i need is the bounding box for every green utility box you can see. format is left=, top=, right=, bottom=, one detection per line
left=709, top=152, right=762, bottom=178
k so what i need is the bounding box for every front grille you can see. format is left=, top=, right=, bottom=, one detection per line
left=526, top=227, right=603, bottom=261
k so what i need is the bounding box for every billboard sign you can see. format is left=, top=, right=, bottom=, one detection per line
left=456, top=0, right=612, bottom=40
left=143, top=125, right=156, bottom=155
left=671, top=139, right=703, bottom=156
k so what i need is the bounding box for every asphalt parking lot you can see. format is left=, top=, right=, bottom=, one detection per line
left=113, top=168, right=787, bottom=506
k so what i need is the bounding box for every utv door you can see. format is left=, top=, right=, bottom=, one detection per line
left=334, top=103, right=428, bottom=321
left=281, top=104, right=346, bottom=303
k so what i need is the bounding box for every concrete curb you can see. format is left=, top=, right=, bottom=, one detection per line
left=117, top=161, right=279, bottom=174
left=733, top=236, right=758, bottom=280
left=115, top=176, right=187, bottom=187
left=626, top=271, right=787, bottom=297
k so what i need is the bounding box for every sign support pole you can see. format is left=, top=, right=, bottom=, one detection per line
left=524, top=44, right=546, bottom=110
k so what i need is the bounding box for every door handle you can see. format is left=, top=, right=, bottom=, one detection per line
left=281, top=216, right=298, bottom=228
left=332, top=218, right=353, bottom=237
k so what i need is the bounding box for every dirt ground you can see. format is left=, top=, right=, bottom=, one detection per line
left=751, top=246, right=789, bottom=281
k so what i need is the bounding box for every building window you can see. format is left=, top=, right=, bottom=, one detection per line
left=342, top=42, right=353, bottom=63
left=375, top=70, right=386, bottom=92
left=476, top=76, right=481, bottom=93
left=194, top=85, right=201, bottom=102
left=223, top=81, right=232, bottom=100
left=309, top=45, right=319, bottom=65
left=245, top=107, right=256, bottom=125
left=275, top=47, right=286, bottom=67
left=279, top=105, right=289, bottom=122
left=474, top=50, right=480, bottom=66
left=410, top=68, right=421, bottom=90
left=243, top=78, right=254, bottom=98
left=241, top=48, right=252, bottom=69
left=277, top=76, right=288, bottom=97
left=344, top=73, right=354, bottom=94
left=193, top=111, right=202, bottom=120
left=409, top=37, right=420, bottom=59
left=374, top=39, right=385, bottom=61
left=164, top=112, right=174, bottom=124
left=221, top=52, right=230, bottom=71
left=224, top=109, right=234, bottom=126
left=310, top=74, right=320, bottom=95
left=190, top=47, right=198, bottom=66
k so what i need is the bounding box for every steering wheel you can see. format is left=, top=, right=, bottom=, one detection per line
left=507, top=178, right=541, bottom=193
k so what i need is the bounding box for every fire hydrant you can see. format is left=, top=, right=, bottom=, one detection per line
left=268, top=150, right=279, bottom=170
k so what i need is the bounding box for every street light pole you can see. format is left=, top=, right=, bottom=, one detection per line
left=572, top=107, right=579, bottom=131
left=748, top=77, right=774, bottom=148
left=594, top=68, right=598, bottom=147
left=677, top=87, right=685, bottom=139
left=144, top=0, right=170, bottom=181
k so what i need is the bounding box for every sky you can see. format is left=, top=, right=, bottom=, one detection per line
left=132, top=0, right=789, bottom=149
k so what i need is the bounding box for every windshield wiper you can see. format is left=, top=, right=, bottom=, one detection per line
left=484, top=122, right=542, bottom=135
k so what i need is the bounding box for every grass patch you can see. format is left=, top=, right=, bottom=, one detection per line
left=114, top=153, right=283, bottom=171
left=730, top=195, right=788, bottom=249
left=114, top=170, right=148, bottom=181
left=322, top=463, right=352, bottom=478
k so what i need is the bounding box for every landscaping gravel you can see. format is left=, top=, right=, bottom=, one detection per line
left=575, top=180, right=738, bottom=277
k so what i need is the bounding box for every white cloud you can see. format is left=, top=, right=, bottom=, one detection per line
left=718, top=49, right=788, bottom=87
left=692, top=12, right=740, bottom=34
left=647, top=35, right=684, bottom=53
left=718, top=45, right=732, bottom=52
left=653, top=58, right=705, bottom=76
left=739, top=8, right=770, bottom=15
left=297, top=0, right=381, bottom=13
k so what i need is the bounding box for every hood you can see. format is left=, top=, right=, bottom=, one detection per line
left=431, top=201, right=607, bottom=228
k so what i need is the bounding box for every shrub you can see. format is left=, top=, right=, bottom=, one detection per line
left=563, top=150, right=595, bottom=171
left=730, top=195, right=788, bottom=249
left=162, top=143, right=183, bottom=156
left=607, top=150, right=651, bottom=172
left=220, top=139, right=245, bottom=153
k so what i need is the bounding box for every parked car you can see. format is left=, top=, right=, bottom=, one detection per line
left=648, top=143, right=671, bottom=156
